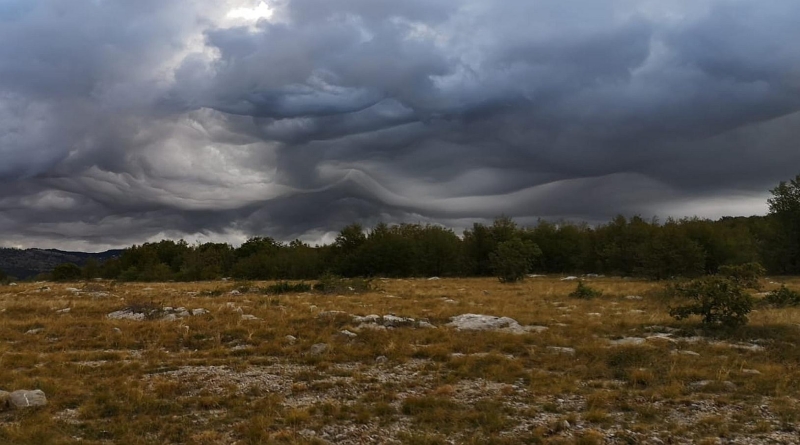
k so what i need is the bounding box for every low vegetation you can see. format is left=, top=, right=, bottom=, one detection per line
left=1, top=276, right=799, bottom=444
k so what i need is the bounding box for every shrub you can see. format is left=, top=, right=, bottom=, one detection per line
left=569, top=281, right=602, bottom=299
left=52, top=263, right=83, bottom=281
left=313, top=273, right=373, bottom=294
left=668, top=276, right=753, bottom=327
left=489, top=238, right=541, bottom=283
left=761, top=285, right=800, bottom=308
left=718, top=262, right=766, bottom=290
left=262, top=282, right=312, bottom=295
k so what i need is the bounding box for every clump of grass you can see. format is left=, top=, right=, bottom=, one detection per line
left=569, top=281, right=602, bottom=299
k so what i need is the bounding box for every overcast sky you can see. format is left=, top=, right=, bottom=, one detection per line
left=1, top=0, right=799, bottom=251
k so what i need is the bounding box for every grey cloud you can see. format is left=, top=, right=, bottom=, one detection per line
left=2, top=0, right=800, bottom=250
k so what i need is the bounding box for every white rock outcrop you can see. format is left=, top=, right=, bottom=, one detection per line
left=447, top=314, right=547, bottom=334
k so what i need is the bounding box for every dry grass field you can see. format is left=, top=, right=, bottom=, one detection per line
left=1, top=276, right=799, bottom=444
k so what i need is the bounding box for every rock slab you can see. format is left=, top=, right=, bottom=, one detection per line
left=1, top=390, right=47, bottom=409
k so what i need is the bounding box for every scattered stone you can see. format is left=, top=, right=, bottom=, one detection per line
left=352, top=314, right=381, bottom=324
left=308, top=343, right=328, bottom=356
left=729, top=343, right=765, bottom=352
left=112, top=328, right=122, bottom=334
left=55, top=308, right=71, bottom=314
left=240, top=314, right=260, bottom=321
left=587, top=312, right=602, bottom=317
left=356, top=323, right=387, bottom=331
left=443, top=299, right=458, bottom=304
left=625, top=295, right=643, bottom=300
left=527, top=274, right=546, bottom=278
left=375, top=355, right=388, bottom=364
left=339, top=330, right=358, bottom=339
left=25, top=328, right=43, bottom=335
left=547, top=346, right=576, bottom=355
left=561, top=276, right=578, bottom=281
left=427, top=277, right=441, bottom=281
left=9, top=283, right=17, bottom=286
left=742, top=368, right=761, bottom=375
left=107, top=309, right=145, bottom=321
left=646, top=334, right=676, bottom=344
left=688, top=380, right=736, bottom=391
left=609, top=337, right=646, bottom=346
left=677, top=349, right=700, bottom=357
left=284, top=335, right=297, bottom=344
left=191, top=308, right=209, bottom=316
left=629, top=310, right=646, bottom=314
left=382, top=315, right=415, bottom=327
left=417, top=321, right=437, bottom=329
left=7, top=390, right=47, bottom=409
left=65, top=288, right=81, bottom=293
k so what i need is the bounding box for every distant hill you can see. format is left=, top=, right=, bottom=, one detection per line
left=0, top=248, right=122, bottom=280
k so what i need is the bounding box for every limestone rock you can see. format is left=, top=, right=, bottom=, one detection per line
left=8, top=390, right=47, bottom=409
left=107, top=309, right=145, bottom=321
left=308, top=343, right=328, bottom=356
left=609, top=337, right=646, bottom=346
left=547, top=346, right=576, bottom=355
left=447, top=314, right=544, bottom=334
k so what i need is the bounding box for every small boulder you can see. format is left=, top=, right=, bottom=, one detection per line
left=547, top=346, right=576, bottom=355
left=8, top=390, right=47, bottom=409
left=609, top=337, right=646, bottom=346
left=308, top=343, right=328, bottom=356
left=447, top=314, right=536, bottom=334
left=339, top=330, right=358, bottom=339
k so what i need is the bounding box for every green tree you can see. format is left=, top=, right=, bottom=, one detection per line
left=52, top=263, right=83, bottom=281
left=768, top=174, right=800, bottom=274
left=489, top=238, right=541, bottom=283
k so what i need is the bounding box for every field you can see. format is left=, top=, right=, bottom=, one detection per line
left=1, top=277, right=799, bottom=444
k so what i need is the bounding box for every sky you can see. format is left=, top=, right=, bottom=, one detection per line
left=1, top=0, right=799, bottom=251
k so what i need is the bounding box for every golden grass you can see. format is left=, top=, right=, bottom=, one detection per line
left=0, top=277, right=798, bottom=444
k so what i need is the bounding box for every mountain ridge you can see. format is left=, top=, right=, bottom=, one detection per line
left=0, top=247, right=123, bottom=280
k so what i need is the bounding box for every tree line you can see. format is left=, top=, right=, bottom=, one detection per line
left=4, top=174, right=800, bottom=282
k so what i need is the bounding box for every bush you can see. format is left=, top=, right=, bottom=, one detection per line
left=569, top=281, right=602, bottom=299
left=718, top=262, right=766, bottom=290
left=52, top=263, right=83, bottom=281
left=262, top=282, right=312, bottom=295
left=313, top=273, right=373, bottom=294
left=489, top=238, right=541, bottom=283
left=668, top=276, right=753, bottom=327
left=761, top=285, right=800, bottom=308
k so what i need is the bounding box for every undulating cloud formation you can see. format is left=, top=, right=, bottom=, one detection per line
left=2, top=0, right=799, bottom=250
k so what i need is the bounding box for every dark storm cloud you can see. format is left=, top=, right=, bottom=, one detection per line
left=2, top=0, right=800, bottom=249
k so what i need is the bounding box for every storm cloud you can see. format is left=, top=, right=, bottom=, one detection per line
left=2, top=0, right=799, bottom=250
